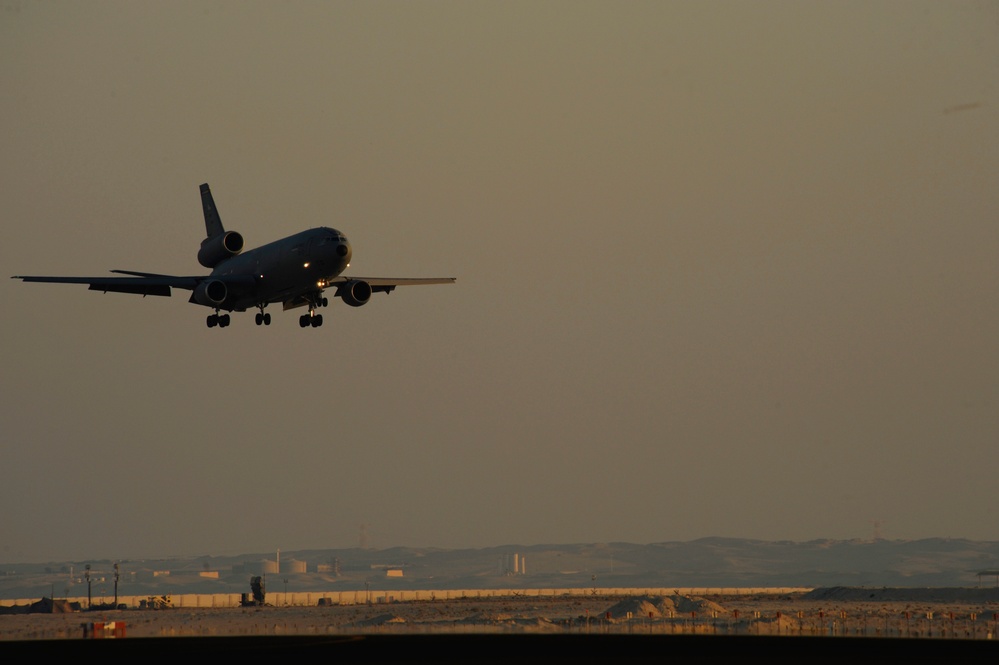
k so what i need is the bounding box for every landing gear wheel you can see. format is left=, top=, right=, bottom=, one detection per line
left=300, top=314, right=310, bottom=328
left=311, top=314, right=323, bottom=327
left=219, top=314, right=231, bottom=327
left=207, top=314, right=218, bottom=328
left=263, top=313, right=271, bottom=325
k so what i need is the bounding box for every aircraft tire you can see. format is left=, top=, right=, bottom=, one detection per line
left=264, top=313, right=271, bottom=325
left=299, top=315, right=310, bottom=328
left=311, top=315, right=323, bottom=327
left=207, top=315, right=217, bottom=328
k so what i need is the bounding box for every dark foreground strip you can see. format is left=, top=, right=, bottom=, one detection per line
left=1, top=634, right=995, bottom=660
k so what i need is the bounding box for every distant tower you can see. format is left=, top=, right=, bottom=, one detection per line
left=359, top=524, right=369, bottom=549
left=871, top=520, right=883, bottom=541
left=499, top=553, right=525, bottom=575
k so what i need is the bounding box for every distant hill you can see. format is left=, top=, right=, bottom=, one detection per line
left=3, top=538, right=999, bottom=600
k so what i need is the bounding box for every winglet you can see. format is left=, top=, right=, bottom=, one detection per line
left=200, top=183, right=225, bottom=239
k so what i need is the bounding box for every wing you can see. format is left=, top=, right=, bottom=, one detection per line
left=11, top=271, right=201, bottom=297
left=325, top=276, right=456, bottom=294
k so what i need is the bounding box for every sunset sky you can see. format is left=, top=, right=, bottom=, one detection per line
left=2, top=1, right=997, bottom=563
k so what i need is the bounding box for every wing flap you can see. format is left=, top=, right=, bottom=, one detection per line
left=347, top=277, right=457, bottom=286
left=88, top=282, right=172, bottom=296
left=361, top=277, right=455, bottom=294
left=12, top=274, right=201, bottom=297
left=327, top=276, right=457, bottom=292
left=284, top=276, right=455, bottom=309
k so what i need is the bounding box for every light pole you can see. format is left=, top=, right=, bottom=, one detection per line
left=85, top=564, right=92, bottom=609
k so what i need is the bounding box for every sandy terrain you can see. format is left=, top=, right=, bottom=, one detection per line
left=2, top=591, right=998, bottom=642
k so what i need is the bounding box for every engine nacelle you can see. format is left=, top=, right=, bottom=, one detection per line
left=339, top=279, right=372, bottom=307
left=197, top=231, right=244, bottom=268
left=193, top=279, right=228, bottom=307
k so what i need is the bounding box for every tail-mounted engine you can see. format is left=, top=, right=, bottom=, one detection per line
left=339, top=279, right=372, bottom=307
left=198, top=231, right=244, bottom=268
left=192, top=278, right=228, bottom=307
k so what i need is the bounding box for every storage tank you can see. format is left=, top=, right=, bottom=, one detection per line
left=281, top=558, right=307, bottom=574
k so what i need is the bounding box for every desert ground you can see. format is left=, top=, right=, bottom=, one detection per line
left=2, top=590, right=998, bottom=642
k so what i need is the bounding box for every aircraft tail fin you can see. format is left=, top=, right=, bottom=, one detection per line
left=200, top=183, right=225, bottom=238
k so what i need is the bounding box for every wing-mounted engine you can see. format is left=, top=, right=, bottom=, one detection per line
left=192, top=278, right=228, bottom=307
left=198, top=231, right=244, bottom=268
left=338, top=279, right=372, bottom=307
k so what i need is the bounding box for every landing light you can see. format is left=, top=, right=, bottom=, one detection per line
left=303, top=262, right=310, bottom=268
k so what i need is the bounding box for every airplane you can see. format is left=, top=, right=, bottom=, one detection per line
left=12, top=183, right=455, bottom=328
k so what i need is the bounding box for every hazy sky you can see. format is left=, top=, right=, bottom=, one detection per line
left=2, top=1, right=997, bottom=563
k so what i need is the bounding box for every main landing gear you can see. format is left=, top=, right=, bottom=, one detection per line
left=299, top=294, right=329, bottom=328
left=207, top=305, right=272, bottom=328
left=207, top=311, right=230, bottom=328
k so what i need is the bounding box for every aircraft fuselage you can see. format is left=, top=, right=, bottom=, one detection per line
left=210, top=227, right=352, bottom=311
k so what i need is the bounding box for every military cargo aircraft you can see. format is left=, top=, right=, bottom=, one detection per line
left=13, top=183, right=455, bottom=328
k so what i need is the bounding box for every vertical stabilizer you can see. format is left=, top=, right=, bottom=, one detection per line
left=196, top=183, right=243, bottom=268
left=200, top=183, right=225, bottom=239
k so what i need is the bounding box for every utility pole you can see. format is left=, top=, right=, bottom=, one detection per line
left=113, top=562, right=120, bottom=607
left=85, top=564, right=92, bottom=609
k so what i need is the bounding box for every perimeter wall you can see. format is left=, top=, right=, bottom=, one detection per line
left=0, top=587, right=813, bottom=609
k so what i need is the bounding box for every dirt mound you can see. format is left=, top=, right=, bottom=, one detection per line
left=5, top=598, right=80, bottom=614
left=0, top=604, right=29, bottom=615
left=352, top=613, right=407, bottom=627
left=603, top=594, right=727, bottom=619
left=459, top=615, right=562, bottom=631
left=465, top=612, right=515, bottom=622
left=669, top=594, right=727, bottom=615
left=603, top=597, right=662, bottom=619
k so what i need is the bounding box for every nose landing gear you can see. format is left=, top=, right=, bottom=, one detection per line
left=255, top=305, right=272, bottom=326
